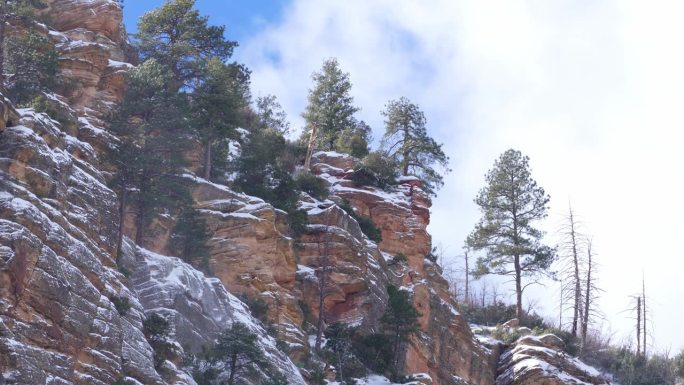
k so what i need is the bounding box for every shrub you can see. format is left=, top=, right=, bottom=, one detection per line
left=239, top=294, right=269, bottom=324
left=352, top=333, right=394, bottom=374
left=675, top=350, right=684, bottom=377
left=111, top=295, right=131, bottom=316
left=338, top=200, right=382, bottom=243
left=351, top=152, right=398, bottom=189
left=425, top=247, right=438, bottom=263
left=295, top=172, right=329, bottom=201
left=355, top=215, right=382, bottom=243
left=324, top=322, right=367, bottom=383
left=389, top=253, right=408, bottom=265
left=287, top=208, right=309, bottom=238
left=143, top=313, right=174, bottom=369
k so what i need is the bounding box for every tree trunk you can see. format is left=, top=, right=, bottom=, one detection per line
left=203, top=141, right=211, bottom=180
left=636, top=296, right=641, bottom=355
left=464, top=249, right=469, bottom=305
left=304, top=124, right=317, bottom=171
left=567, top=206, right=581, bottom=338
left=514, top=254, right=523, bottom=320
left=116, top=186, right=128, bottom=266
left=0, top=12, right=6, bottom=89
left=642, top=276, right=646, bottom=356
left=402, top=124, right=410, bottom=176
left=581, top=242, right=592, bottom=349
left=228, top=352, right=237, bottom=385
left=135, top=194, right=145, bottom=247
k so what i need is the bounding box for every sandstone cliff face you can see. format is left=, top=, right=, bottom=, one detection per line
left=0, top=2, right=610, bottom=385
left=310, top=152, right=498, bottom=385
left=0, top=1, right=304, bottom=384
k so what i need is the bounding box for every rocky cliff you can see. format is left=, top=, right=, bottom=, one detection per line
left=0, top=1, right=610, bottom=385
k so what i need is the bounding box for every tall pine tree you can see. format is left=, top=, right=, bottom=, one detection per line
left=110, top=59, right=190, bottom=249
left=467, top=149, right=555, bottom=320
left=192, top=57, right=250, bottom=179
left=135, top=0, right=236, bottom=89
left=302, top=58, right=359, bottom=151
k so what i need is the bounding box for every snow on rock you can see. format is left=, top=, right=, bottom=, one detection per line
left=496, top=334, right=609, bottom=385
left=131, top=247, right=306, bottom=385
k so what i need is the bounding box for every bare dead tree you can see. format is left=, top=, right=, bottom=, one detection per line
left=642, top=273, right=647, bottom=357
left=581, top=239, right=594, bottom=350
left=558, top=203, right=584, bottom=337
left=464, top=247, right=471, bottom=306
left=636, top=295, right=641, bottom=355
left=303, top=123, right=318, bottom=171
left=558, top=276, right=564, bottom=330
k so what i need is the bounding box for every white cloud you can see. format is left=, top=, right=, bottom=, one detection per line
left=237, top=0, right=684, bottom=352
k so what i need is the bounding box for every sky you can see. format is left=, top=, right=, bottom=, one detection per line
left=123, top=1, right=684, bottom=352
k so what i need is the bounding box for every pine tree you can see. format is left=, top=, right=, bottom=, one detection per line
left=381, top=285, right=420, bottom=369
left=135, top=0, right=237, bottom=88
left=212, top=322, right=269, bottom=385
left=193, top=58, right=250, bottom=179
left=254, top=94, right=290, bottom=135
left=467, top=149, right=555, bottom=320
left=110, top=59, right=190, bottom=248
left=380, top=97, right=449, bottom=194
left=169, top=207, right=211, bottom=271
left=335, top=119, right=371, bottom=158
left=0, top=0, right=55, bottom=103
left=302, top=58, right=359, bottom=151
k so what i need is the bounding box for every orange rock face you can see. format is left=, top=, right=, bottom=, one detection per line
left=310, top=152, right=498, bottom=385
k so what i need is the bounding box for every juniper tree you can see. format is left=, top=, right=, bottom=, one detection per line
left=380, top=97, right=449, bottom=194
left=302, top=58, right=359, bottom=151
left=467, top=149, right=555, bottom=320
left=135, top=0, right=237, bottom=89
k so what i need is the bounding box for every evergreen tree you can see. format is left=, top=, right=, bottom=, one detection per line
left=170, top=207, right=211, bottom=271
left=254, top=94, right=290, bottom=135
left=193, top=57, right=250, bottom=179
left=381, top=285, right=420, bottom=368
left=212, top=322, right=268, bottom=385
left=335, top=119, right=371, bottom=158
left=110, top=59, right=190, bottom=248
left=324, top=323, right=366, bottom=383
left=135, top=0, right=237, bottom=88
left=142, top=313, right=174, bottom=369
left=380, top=97, right=449, bottom=195
left=467, top=149, right=555, bottom=320
left=302, top=58, right=359, bottom=151
left=233, top=107, right=307, bottom=237
left=0, top=0, right=55, bottom=102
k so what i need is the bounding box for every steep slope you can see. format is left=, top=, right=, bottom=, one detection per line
left=0, top=1, right=304, bottom=384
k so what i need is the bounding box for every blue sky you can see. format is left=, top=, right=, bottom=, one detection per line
left=123, top=1, right=684, bottom=352
left=123, top=0, right=288, bottom=44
